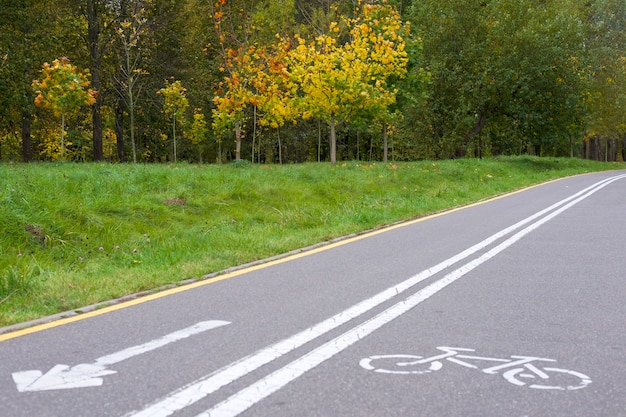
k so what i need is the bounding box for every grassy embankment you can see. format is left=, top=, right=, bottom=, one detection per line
left=0, top=157, right=621, bottom=328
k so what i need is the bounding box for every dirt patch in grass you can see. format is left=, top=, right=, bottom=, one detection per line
left=165, top=198, right=187, bottom=206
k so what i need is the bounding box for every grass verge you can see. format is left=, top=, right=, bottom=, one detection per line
left=0, top=156, right=621, bottom=327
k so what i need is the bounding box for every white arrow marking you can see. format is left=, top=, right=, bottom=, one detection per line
left=12, top=320, right=230, bottom=392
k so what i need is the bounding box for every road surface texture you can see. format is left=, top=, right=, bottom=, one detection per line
left=1, top=170, right=625, bottom=417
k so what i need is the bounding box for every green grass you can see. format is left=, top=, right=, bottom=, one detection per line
left=0, top=157, right=621, bottom=327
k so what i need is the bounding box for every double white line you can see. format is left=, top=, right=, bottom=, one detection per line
left=127, top=173, right=626, bottom=417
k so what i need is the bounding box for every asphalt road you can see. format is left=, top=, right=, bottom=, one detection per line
left=1, top=170, right=625, bottom=417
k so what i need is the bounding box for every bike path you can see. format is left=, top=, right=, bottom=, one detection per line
left=243, top=171, right=626, bottom=417
left=0, top=171, right=624, bottom=417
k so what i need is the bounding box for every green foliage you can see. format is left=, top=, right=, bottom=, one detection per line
left=583, top=0, right=626, bottom=140
left=251, top=0, right=296, bottom=43
left=407, top=0, right=590, bottom=158
left=229, top=158, right=253, bottom=168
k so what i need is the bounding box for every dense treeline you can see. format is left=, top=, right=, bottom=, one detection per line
left=0, top=0, right=624, bottom=163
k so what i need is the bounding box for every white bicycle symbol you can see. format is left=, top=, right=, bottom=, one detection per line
left=359, top=346, right=592, bottom=391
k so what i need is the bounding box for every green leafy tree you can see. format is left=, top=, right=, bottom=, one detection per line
left=409, top=0, right=587, bottom=158
left=583, top=0, right=626, bottom=160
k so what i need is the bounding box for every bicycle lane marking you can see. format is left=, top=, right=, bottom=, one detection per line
left=123, top=173, right=626, bottom=417
left=360, top=347, right=592, bottom=390
left=193, top=174, right=625, bottom=417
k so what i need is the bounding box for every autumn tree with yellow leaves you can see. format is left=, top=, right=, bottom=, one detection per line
left=211, top=45, right=259, bottom=161
left=212, top=0, right=410, bottom=164
left=33, top=57, right=97, bottom=160
left=210, top=0, right=258, bottom=162
left=286, top=2, right=409, bottom=164
left=210, top=0, right=297, bottom=162
left=158, top=80, right=189, bottom=162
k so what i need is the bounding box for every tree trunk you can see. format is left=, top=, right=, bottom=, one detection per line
left=463, top=113, right=487, bottom=154
left=329, top=120, right=337, bottom=164
left=21, top=114, right=32, bottom=162
left=592, top=137, right=600, bottom=161
left=173, top=114, right=177, bottom=162
left=114, top=0, right=128, bottom=163
left=129, top=80, right=136, bottom=163
left=318, top=120, right=322, bottom=162
left=115, top=98, right=126, bottom=162
left=382, top=123, right=388, bottom=162
left=252, top=105, right=257, bottom=163
left=87, top=0, right=103, bottom=161
left=277, top=127, right=282, bottom=164
left=92, top=94, right=103, bottom=161
left=61, top=113, right=65, bottom=160
left=235, top=121, right=241, bottom=161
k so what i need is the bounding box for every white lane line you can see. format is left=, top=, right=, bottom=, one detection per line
left=197, top=173, right=626, bottom=417
left=125, top=174, right=626, bottom=417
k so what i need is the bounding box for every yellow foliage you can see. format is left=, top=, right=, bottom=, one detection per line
left=284, top=3, right=408, bottom=126
left=31, top=57, right=97, bottom=160
left=32, top=57, right=96, bottom=117
left=210, top=1, right=410, bottom=137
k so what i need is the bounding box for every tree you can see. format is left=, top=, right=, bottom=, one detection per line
left=349, top=2, right=418, bottom=162
left=287, top=2, right=409, bottom=163
left=409, top=0, right=587, bottom=158
left=114, top=1, right=150, bottom=163
left=210, top=0, right=300, bottom=162
left=210, top=0, right=254, bottom=161
left=32, top=57, right=97, bottom=160
left=84, top=0, right=106, bottom=161
left=583, top=0, right=626, bottom=160
left=211, top=45, right=258, bottom=161
left=247, top=39, right=298, bottom=163
left=0, top=0, right=70, bottom=162
left=2, top=0, right=614, bottom=163
left=158, top=80, right=189, bottom=162
left=189, top=108, right=210, bottom=162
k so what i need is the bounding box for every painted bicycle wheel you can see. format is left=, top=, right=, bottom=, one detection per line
left=502, top=366, right=592, bottom=390
left=359, top=355, right=443, bottom=375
